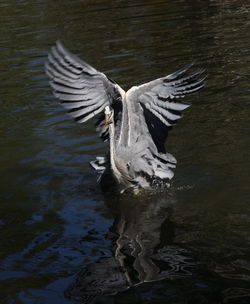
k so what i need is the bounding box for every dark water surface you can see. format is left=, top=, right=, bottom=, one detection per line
left=1, top=0, right=250, bottom=303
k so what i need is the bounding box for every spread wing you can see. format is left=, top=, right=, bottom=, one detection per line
left=128, top=63, right=205, bottom=152
left=45, top=41, right=123, bottom=126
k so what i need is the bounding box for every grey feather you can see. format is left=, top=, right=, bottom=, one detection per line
left=150, top=103, right=182, bottom=121
left=77, top=103, right=108, bottom=123
left=45, top=40, right=122, bottom=124
left=45, top=42, right=205, bottom=193
left=144, top=104, right=172, bottom=126
left=68, top=99, right=107, bottom=118
left=165, top=62, right=194, bottom=80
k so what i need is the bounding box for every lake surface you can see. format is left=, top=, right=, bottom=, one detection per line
left=0, top=0, right=250, bottom=303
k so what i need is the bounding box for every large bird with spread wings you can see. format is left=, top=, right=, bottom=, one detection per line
left=45, top=41, right=205, bottom=193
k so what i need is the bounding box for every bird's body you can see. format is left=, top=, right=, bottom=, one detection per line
left=45, top=41, right=205, bottom=193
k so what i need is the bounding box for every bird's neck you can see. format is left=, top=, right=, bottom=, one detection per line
left=109, top=121, right=123, bottom=182
left=118, top=91, right=130, bottom=147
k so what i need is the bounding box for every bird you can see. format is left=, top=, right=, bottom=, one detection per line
left=45, top=41, right=205, bottom=193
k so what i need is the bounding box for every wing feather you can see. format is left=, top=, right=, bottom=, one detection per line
left=152, top=97, right=190, bottom=111
left=51, top=46, right=83, bottom=76
left=45, top=41, right=123, bottom=126
left=150, top=103, right=182, bottom=121
left=67, top=98, right=104, bottom=119
left=135, top=63, right=205, bottom=127
left=127, top=63, right=205, bottom=152
left=164, top=62, right=194, bottom=80
left=144, top=103, right=172, bottom=126
left=48, top=52, right=78, bottom=80
left=77, top=103, right=107, bottom=123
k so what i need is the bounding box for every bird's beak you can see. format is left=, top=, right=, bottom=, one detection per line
left=105, top=112, right=113, bottom=127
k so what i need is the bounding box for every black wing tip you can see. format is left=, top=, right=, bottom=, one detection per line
left=47, top=40, right=76, bottom=66
left=166, top=62, right=194, bottom=80
left=55, top=40, right=72, bottom=58
left=166, top=61, right=207, bottom=82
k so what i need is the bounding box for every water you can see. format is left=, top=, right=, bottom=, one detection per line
left=0, top=0, right=250, bottom=303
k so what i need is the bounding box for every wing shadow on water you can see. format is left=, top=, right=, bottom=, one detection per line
left=65, top=192, right=196, bottom=303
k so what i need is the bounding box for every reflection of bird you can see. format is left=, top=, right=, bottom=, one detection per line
left=45, top=41, right=205, bottom=193
left=65, top=196, right=196, bottom=303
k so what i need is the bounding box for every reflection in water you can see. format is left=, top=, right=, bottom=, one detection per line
left=66, top=194, right=196, bottom=303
